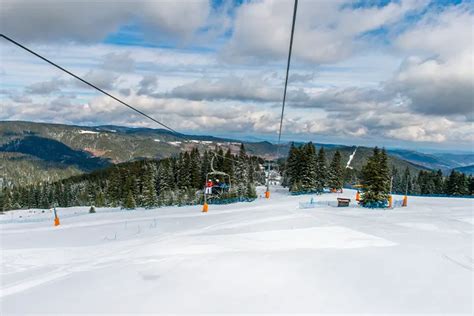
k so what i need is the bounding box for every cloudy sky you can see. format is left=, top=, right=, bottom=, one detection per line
left=1, top=0, right=473, bottom=151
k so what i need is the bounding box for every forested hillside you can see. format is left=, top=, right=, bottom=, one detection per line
left=1, top=145, right=263, bottom=211
left=2, top=121, right=433, bottom=187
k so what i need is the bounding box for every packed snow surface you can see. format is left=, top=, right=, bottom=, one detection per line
left=1, top=187, right=472, bottom=314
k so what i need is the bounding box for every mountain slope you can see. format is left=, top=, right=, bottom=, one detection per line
left=1, top=121, right=430, bottom=186
left=0, top=135, right=111, bottom=171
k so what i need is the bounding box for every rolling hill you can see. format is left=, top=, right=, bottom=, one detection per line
left=0, top=120, right=442, bottom=186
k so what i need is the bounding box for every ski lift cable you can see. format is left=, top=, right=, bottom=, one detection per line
left=266, top=0, right=298, bottom=194
left=276, top=0, right=298, bottom=155
left=0, top=33, right=240, bottom=164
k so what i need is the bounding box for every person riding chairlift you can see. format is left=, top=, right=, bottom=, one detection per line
left=205, top=179, right=213, bottom=195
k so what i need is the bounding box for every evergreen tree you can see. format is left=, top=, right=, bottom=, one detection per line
left=200, top=151, right=211, bottom=187
left=433, top=169, right=444, bottom=194
left=142, top=169, right=158, bottom=209
left=2, top=188, right=12, bottom=212
left=246, top=182, right=257, bottom=199
left=235, top=144, right=249, bottom=196
left=177, top=152, right=191, bottom=190
left=222, top=148, right=234, bottom=180
left=0, top=190, right=3, bottom=213
left=401, top=167, right=412, bottom=195
left=469, top=175, right=474, bottom=195
left=190, top=148, right=202, bottom=188
left=158, top=159, right=175, bottom=193
left=360, top=147, right=391, bottom=207
left=95, top=189, right=106, bottom=207
left=124, top=190, right=136, bottom=209
left=299, top=143, right=317, bottom=192
left=327, top=150, right=344, bottom=191
left=286, top=143, right=300, bottom=189
left=314, top=146, right=327, bottom=192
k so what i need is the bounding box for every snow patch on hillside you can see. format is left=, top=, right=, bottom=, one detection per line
left=79, top=130, right=99, bottom=135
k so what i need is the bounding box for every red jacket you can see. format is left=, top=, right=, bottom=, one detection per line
left=206, top=180, right=213, bottom=188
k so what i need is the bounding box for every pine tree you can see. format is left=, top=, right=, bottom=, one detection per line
left=177, top=152, right=191, bottom=190
left=468, top=175, right=474, bottom=195
left=285, top=143, right=300, bottom=189
left=95, top=189, right=106, bottom=207
left=142, top=170, right=158, bottom=209
left=299, top=143, right=317, bottom=192
left=246, top=182, right=257, bottom=199
left=433, top=169, right=444, bottom=194
left=158, top=159, right=174, bottom=193
left=327, top=150, right=344, bottom=191
left=190, top=148, right=202, bottom=188
left=360, top=147, right=391, bottom=207
left=200, top=150, right=208, bottom=181
left=0, top=190, right=3, bottom=213
left=315, top=146, right=327, bottom=193
left=124, top=190, right=136, bottom=209
left=401, top=167, right=412, bottom=194
left=235, top=144, right=249, bottom=196
left=222, top=148, right=234, bottom=180
left=2, top=188, right=12, bottom=212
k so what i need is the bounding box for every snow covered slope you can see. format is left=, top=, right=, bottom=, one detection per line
left=1, top=187, right=472, bottom=314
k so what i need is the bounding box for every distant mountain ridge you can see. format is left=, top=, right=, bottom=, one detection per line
left=454, top=164, right=474, bottom=175
left=1, top=120, right=470, bottom=186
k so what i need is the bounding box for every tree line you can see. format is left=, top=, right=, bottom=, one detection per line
left=392, top=167, right=474, bottom=196
left=0, top=145, right=264, bottom=211
left=2, top=142, right=473, bottom=212
left=281, top=142, right=473, bottom=204
left=282, top=142, right=345, bottom=193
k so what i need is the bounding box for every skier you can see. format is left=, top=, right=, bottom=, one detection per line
left=205, top=179, right=213, bottom=195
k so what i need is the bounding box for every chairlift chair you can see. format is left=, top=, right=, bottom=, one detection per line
left=204, top=154, right=232, bottom=200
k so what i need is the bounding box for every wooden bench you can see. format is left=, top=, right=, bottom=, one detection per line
left=337, top=198, right=351, bottom=207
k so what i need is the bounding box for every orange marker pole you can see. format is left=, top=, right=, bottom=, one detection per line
left=202, top=202, right=208, bottom=213
left=388, top=195, right=393, bottom=208
left=355, top=191, right=360, bottom=202
left=402, top=195, right=408, bottom=207
left=265, top=191, right=270, bottom=199
left=53, top=206, right=60, bottom=226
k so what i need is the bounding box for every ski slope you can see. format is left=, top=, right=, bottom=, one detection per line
left=1, top=187, right=473, bottom=314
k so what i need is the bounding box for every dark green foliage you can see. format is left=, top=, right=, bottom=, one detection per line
left=315, top=147, right=327, bottom=192
left=360, top=147, right=391, bottom=207
left=95, top=190, right=106, bottom=207
left=124, top=190, right=136, bottom=209
left=2, top=148, right=263, bottom=211
left=327, top=150, right=344, bottom=190
left=284, top=143, right=335, bottom=194
left=445, top=170, right=469, bottom=196
left=2, top=188, right=12, bottom=212
left=469, top=175, right=474, bottom=195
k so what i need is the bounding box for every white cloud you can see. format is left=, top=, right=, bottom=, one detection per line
left=391, top=3, right=474, bottom=120
left=165, top=75, right=282, bottom=102
left=223, top=0, right=428, bottom=63
left=1, top=0, right=472, bottom=150
left=1, top=0, right=213, bottom=43
left=137, top=75, right=159, bottom=96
